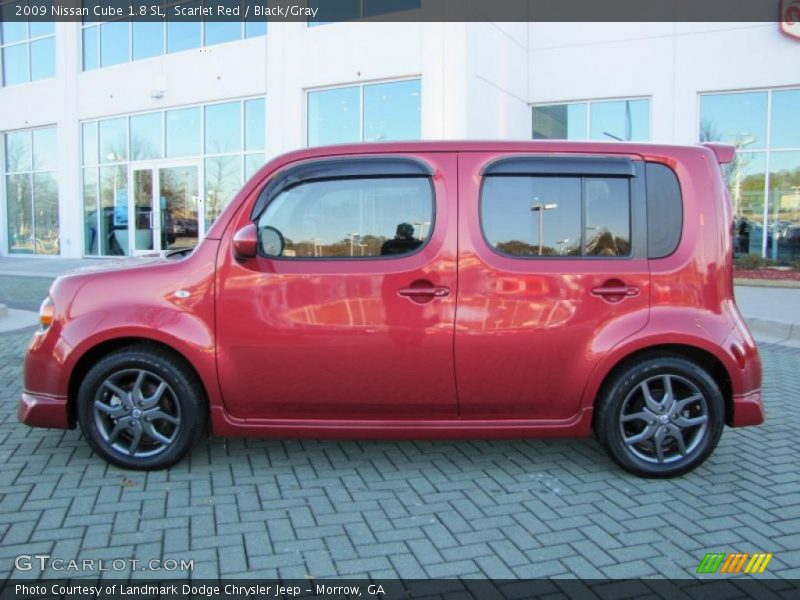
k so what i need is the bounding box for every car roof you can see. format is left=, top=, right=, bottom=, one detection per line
left=273, top=140, right=708, bottom=162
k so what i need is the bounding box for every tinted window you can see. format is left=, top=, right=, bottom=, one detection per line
left=257, top=177, right=433, bottom=258
left=645, top=163, right=682, bottom=258
left=482, top=175, right=631, bottom=257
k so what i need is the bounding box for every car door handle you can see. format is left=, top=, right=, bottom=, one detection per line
left=591, top=285, right=640, bottom=298
left=398, top=286, right=450, bottom=298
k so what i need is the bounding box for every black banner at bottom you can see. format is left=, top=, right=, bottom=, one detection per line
left=2, top=579, right=800, bottom=600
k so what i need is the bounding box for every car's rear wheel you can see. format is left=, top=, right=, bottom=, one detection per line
left=77, top=346, right=206, bottom=470
left=595, top=356, right=724, bottom=478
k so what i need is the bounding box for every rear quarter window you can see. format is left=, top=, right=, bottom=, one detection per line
left=645, top=163, right=682, bottom=258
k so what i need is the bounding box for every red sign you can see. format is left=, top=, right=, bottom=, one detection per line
left=780, top=0, right=800, bottom=40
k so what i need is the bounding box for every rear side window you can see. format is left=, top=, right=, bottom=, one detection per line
left=481, top=175, right=631, bottom=257
left=645, top=163, right=682, bottom=258
left=257, top=176, right=434, bottom=258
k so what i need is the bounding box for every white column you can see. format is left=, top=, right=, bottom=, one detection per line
left=56, top=23, right=83, bottom=258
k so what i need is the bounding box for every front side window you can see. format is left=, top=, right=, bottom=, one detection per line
left=532, top=98, right=650, bottom=142
left=1, top=20, right=55, bottom=86
left=257, top=176, right=433, bottom=258
left=481, top=175, right=631, bottom=257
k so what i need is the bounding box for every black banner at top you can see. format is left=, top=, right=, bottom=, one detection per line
left=0, top=0, right=797, bottom=23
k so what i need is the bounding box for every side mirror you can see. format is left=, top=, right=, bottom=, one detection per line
left=232, top=223, right=258, bottom=260
left=259, top=226, right=285, bottom=257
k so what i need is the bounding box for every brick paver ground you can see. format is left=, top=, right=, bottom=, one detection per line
left=1, top=277, right=798, bottom=581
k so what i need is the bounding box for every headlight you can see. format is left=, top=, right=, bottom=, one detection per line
left=39, top=296, right=55, bottom=331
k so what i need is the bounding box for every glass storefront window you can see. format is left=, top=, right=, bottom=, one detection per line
left=32, top=127, right=57, bottom=171
left=771, top=90, right=800, bottom=150
left=3, top=126, right=59, bottom=255
left=363, top=79, right=421, bottom=142
left=99, top=118, right=128, bottom=163
left=83, top=10, right=266, bottom=71
left=245, top=153, right=266, bottom=180
left=245, top=19, right=267, bottom=38
left=5, top=131, right=32, bottom=172
left=167, top=19, right=201, bottom=54
left=2, top=44, right=28, bottom=86
left=166, top=107, right=201, bottom=157
left=700, top=92, right=768, bottom=150
left=729, top=153, right=767, bottom=257
left=532, top=103, right=587, bottom=140
left=308, top=86, right=361, bottom=146
left=205, top=102, right=241, bottom=154
left=83, top=168, right=99, bottom=255
left=5, top=174, right=32, bottom=253
left=82, top=122, right=98, bottom=166
left=81, top=97, right=266, bottom=256
left=702, top=88, right=800, bottom=262
left=30, top=37, right=55, bottom=80
left=1, top=21, right=56, bottom=87
left=205, top=156, right=242, bottom=229
left=204, top=21, right=240, bottom=46
left=133, top=22, right=164, bottom=61
left=769, top=151, right=800, bottom=262
left=589, top=98, right=649, bottom=142
left=307, top=80, right=421, bottom=146
left=130, top=113, right=163, bottom=160
left=82, top=26, right=99, bottom=70
left=245, top=99, right=265, bottom=151
left=100, top=165, right=129, bottom=255
left=532, top=98, right=650, bottom=141
left=100, top=22, right=130, bottom=67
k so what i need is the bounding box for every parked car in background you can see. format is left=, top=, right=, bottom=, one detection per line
left=19, top=141, right=763, bottom=477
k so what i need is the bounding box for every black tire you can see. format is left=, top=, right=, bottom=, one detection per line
left=594, top=356, right=725, bottom=478
left=77, top=345, right=206, bottom=470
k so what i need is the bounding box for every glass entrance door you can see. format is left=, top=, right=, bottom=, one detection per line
left=159, top=165, right=199, bottom=251
left=128, top=162, right=200, bottom=255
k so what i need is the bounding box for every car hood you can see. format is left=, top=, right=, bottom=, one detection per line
left=61, top=251, right=188, bottom=277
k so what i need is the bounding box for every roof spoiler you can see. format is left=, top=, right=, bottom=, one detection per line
left=702, top=143, right=736, bottom=164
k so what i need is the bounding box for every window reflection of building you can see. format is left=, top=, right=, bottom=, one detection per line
left=700, top=88, right=800, bottom=262
left=1, top=21, right=55, bottom=87
left=533, top=98, right=650, bottom=142
left=81, top=18, right=266, bottom=71
left=81, top=98, right=266, bottom=256
left=307, top=79, right=421, bottom=146
left=3, top=126, right=59, bottom=255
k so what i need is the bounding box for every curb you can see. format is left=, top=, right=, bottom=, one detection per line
left=734, top=277, right=800, bottom=289
left=745, top=317, right=800, bottom=348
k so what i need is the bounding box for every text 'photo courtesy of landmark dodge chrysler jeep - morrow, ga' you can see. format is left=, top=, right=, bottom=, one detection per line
left=19, top=141, right=763, bottom=478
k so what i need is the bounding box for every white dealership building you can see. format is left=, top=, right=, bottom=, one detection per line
left=1, top=17, right=798, bottom=260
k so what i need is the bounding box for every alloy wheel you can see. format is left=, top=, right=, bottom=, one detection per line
left=92, top=368, right=181, bottom=458
left=618, top=374, right=709, bottom=465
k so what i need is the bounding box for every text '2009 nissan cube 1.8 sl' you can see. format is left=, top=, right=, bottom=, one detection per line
left=19, top=141, right=763, bottom=478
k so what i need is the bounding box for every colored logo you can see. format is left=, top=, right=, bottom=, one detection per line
left=780, top=0, right=800, bottom=40
left=696, top=552, right=773, bottom=574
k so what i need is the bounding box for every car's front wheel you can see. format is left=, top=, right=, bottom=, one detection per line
left=77, top=345, right=206, bottom=470
left=595, top=356, right=725, bottom=478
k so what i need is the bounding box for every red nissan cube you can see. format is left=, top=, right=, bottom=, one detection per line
left=19, top=141, right=763, bottom=477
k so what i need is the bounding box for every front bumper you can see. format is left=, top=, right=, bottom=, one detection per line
left=730, top=389, right=765, bottom=427
left=18, top=392, right=72, bottom=429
